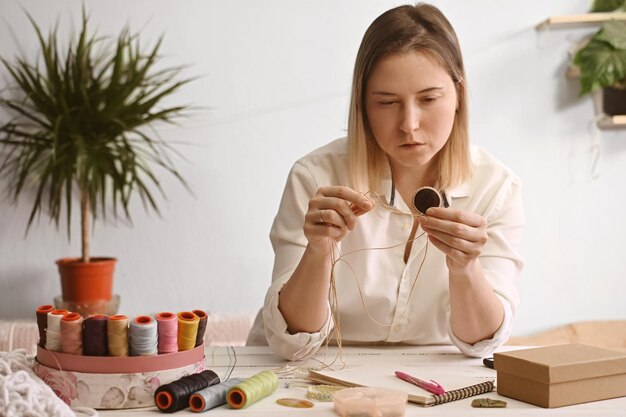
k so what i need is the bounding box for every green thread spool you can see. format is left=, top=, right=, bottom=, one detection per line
left=226, top=371, right=278, bottom=409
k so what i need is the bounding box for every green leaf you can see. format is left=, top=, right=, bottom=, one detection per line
left=590, top=0, right=626, bottom=12
left=595, top=21, right=626, bottom=50
left=0, top=10, right=194, bottom=252
left=574, top=39, right=626, bottom=94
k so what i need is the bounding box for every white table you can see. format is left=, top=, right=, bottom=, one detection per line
left=99, top=345, right=626, bottom=416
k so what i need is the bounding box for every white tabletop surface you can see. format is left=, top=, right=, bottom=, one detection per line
left=96, top=345, right=626, bottom=417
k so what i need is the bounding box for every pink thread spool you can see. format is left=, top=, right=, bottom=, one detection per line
left=60, top=312, right=84, bottom=355
left=156, top=312, right=178, bottom=354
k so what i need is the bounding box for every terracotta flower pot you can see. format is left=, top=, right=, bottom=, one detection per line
left=56, top=257, right=116, bottom=303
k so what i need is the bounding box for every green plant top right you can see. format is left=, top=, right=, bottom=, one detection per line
left=573, top=0, right=626, bottom=95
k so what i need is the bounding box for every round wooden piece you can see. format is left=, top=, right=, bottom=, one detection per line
left=276, top=398, right=315, bottom=408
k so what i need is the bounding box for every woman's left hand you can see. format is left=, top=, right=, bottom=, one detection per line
left=417, top=207, right=487, bottom=272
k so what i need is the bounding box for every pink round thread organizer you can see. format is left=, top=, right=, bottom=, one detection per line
left=34, top=309, right=207, bottom=410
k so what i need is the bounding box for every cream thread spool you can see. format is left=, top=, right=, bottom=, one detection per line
left=45, top=309, right=68, bottom=352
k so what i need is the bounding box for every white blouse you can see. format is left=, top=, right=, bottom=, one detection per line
left=252, top=137, right=524, bottom=360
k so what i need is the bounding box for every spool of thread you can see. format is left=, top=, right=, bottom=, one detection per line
left=45, top=309, right=68, bottom=352
left=154, top=370, right=220, bottom=413
left=192, top=310, right=208, bottom=347
left=36, top=305, right=55, bottom=348
left=107, top=315, right=129, bottom=357
left=226, top=371, right=278, bottom=409
left=60, top=312, right=83, bottom=355
left=156, top=312, right=178, bottom=354
left=83, top=314, right=109, bottom=356
left=177, top=312, right=199, bottom=351
left=189, top=377, right=245, bottom=412
left=129, top=315, right=158, bottom=356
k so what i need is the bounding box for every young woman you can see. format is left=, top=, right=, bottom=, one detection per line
left=247, top=3, right=524, bottom=360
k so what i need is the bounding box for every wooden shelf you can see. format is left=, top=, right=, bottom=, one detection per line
left=537, top=12, right=626, bottom=29
left=597, top=115, right=626, bottom=129
left=537, top=12, right=626, bottom=130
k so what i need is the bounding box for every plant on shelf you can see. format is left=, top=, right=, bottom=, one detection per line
left=0, top=12, right=193, bottom=312
left=572, top=0, right=626, bottom=115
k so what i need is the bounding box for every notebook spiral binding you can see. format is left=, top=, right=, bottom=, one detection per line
left=430, top=380, right=495, bottom=406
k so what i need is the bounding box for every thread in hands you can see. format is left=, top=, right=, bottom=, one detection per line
left=36, top=304, right=54, bottom=348
left=226, top=371, right=278, bottom=409
left=60, top=312, right=83, bottom=355
left=45, top=309, right=68, bottom=352
left=156, top=312, right=178, bottom=354
left=177, top=312, right=199, bottom=351
left=192, top=309, right=208, bottom=347
left=189, top=377, right=245, bottom=412
left=154, top=369, right=220, bottom=413
left=107, top=315, right=129, bottom=357
left=323, top=190, right=433, bottom=367
left=129, top=315, right=158, bottom=356
left=83, top=315, right=109, bottom=356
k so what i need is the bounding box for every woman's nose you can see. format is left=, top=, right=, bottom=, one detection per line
left=399, top=103, right=420, bottom=133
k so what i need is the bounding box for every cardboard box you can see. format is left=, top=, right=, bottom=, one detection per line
left=494, top=344, right=626, bottom=408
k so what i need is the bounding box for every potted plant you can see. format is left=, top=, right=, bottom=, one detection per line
left=0, top=12, right=192, bottom=312
left=572, top=0, right=626, bottom=115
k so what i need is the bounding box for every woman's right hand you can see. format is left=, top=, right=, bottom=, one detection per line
left=304, top=186, right=374, bottom=254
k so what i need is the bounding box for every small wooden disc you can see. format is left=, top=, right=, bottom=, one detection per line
left=413, top=186, right=442, bottom=215
left=276, top=398, right=315, bottom=408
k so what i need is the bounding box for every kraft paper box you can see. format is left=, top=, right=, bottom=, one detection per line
left=494, top=344, right=626, bottom=408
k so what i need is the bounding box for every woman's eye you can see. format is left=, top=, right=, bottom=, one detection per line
left=378, top=100, right=397, bottom=106
left=421, top=96, right=439, bottom=104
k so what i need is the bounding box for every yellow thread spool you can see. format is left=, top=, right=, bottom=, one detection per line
left=177, top=311, right=199, bottom=351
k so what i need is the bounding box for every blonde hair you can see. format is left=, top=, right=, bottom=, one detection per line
left=348, top=3, right=472, bottom=193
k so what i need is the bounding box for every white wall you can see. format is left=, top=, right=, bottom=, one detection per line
left=0, top=0, right=624, bottom=337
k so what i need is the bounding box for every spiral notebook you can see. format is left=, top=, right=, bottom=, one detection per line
left=308, top=364, right=494, bottom=407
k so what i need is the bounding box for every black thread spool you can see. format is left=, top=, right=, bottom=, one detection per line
left=154, top=369, right=220, bottom=413
left=413, top=186, right=443, bottom=215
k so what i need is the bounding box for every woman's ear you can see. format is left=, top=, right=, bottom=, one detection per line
left=455, top=78, right=464, bottom=112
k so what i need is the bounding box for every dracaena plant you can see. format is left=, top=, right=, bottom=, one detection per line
left=573, top=0, right=626, bottom=94
left=0, top=12, right=192, bottom=263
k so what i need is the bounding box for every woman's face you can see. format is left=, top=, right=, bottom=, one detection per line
left=365, top=51, right=458, bottom=176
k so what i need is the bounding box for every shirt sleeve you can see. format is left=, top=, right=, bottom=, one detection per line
left=262, top=161, right=335, bottom=360
left=448, top=172, right=524, bottom=358
left=448, top=294, right=513, bottom=357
